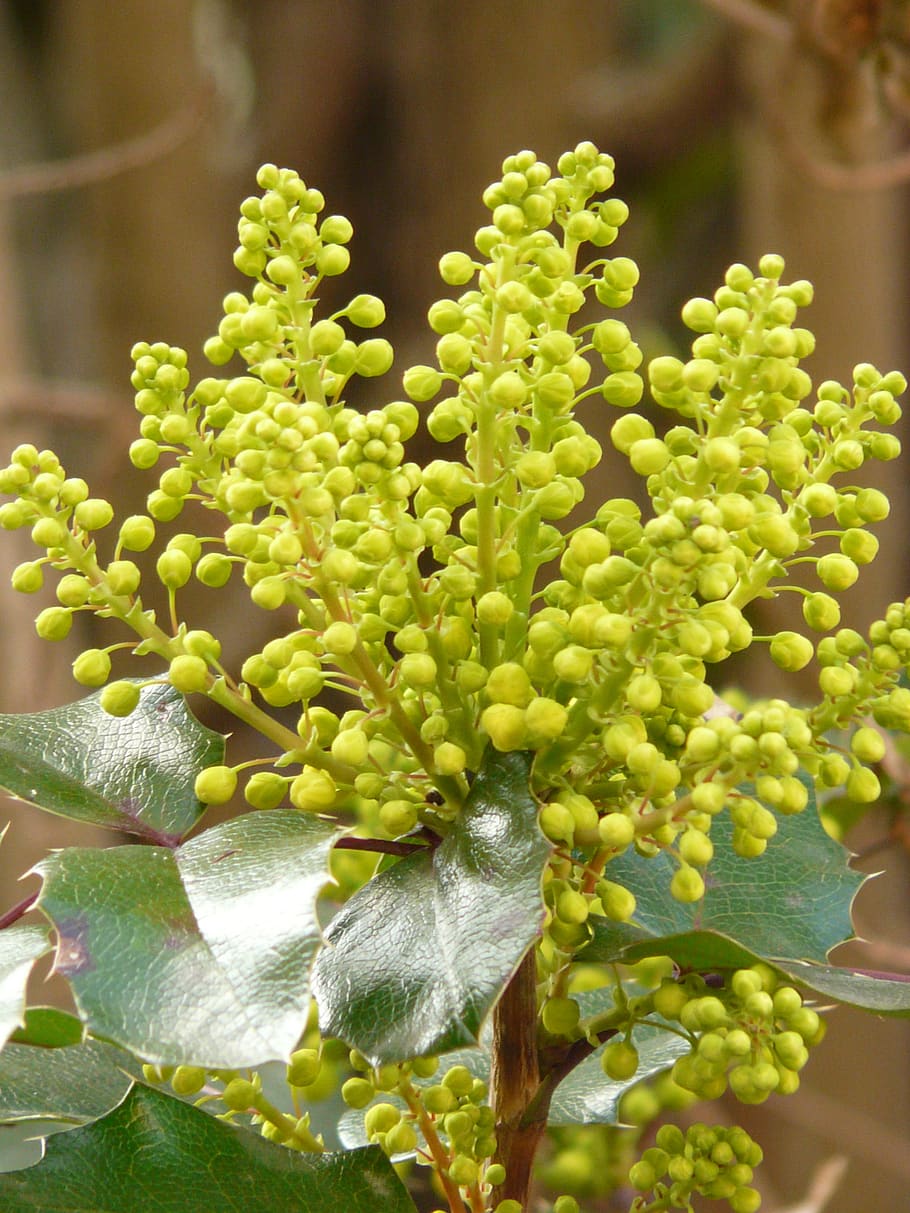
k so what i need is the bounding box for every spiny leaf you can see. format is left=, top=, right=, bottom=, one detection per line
left=0, top=684, right=223, bottom=845
left=0, top=1083, right=418, bottom=1212
left=0, top=926, right=51, bottom=1054
left=36, top=811, right=342, bottom=1068
left=583, top=782, right=863, bottom=968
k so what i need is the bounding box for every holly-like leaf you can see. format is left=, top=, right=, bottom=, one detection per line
left=583, top=784, right=863, bottom=968
left=312, top=749, right=549, bottom=1065
left=770, top=959, right=910, bottom=1016
left=0, top=1039, right=132, bottom=1128
left=0, top=926, right=51, bottom=1053
left=36, top=811, right=343, bottom=1068
left=0, top=684, right=224, bottom=845
left=0, top=1083, right=418, bottom=1212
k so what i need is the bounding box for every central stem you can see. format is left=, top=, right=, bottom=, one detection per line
left=489, top=948, right=545, bottom=1209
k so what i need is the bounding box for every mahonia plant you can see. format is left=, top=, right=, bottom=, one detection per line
left=1, top=142, right=910, bottom=1213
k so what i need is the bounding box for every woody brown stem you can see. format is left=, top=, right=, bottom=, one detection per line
left=489, top=948, right=545, bottom=1209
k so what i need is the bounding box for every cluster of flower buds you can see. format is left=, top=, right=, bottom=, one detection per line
left=1, top=141, right=908, bottom=938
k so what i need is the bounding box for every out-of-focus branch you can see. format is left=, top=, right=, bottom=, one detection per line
left=0, top=377, right=124, bottom=425
left=700, top=0, right=793, bottom=42
left=768, top=1156, right=849, bottom=1213
left=0, top=81, right=213, bottom=202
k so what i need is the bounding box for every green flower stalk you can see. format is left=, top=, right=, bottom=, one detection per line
left=2, top=141, right=910, bottom=1212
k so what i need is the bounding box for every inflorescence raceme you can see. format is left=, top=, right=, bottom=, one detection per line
left=3, top=145, right=905, bottom=870
left=1, top=141, right=908, bottom=1208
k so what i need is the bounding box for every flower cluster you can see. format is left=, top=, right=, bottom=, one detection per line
left=1, top=145, right=908, bottom=921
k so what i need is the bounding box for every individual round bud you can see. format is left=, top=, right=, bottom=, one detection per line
left=105, top=560, right=141, bottom=597
left=538, top=800, right=575, bottom=844
left=851, top=726, right=886, bottom=764
left=769, top=631, right=814, bottom=672
left=72, top=648, right=112, bottom=687
left=169, top=655, right=211, bottom=694
left=802, top=592, right=840, bottom=632
left=31, top=516, right=68, bottom=548
left=221, top=1077, right=258, bottom=1111
left=244, top=771, right=288, bottom=810
left=73, top=498, right=114, bottom=531
left=118, top=515, right=156, bottom=552
left=597, top=813, right=635, bottom=850
left=670, top=865, right=705, bottom=903
left=341, top=1077, right=375, bottom=1109
left=542, top=996, right=581, bottom=1036
left=845, top=766, right=881, bottom=803
left=289, top=766, right=337, bottom=810
left=195, top=552, right=233, bottom=587
left=403, top=365, right=443, bottom=401
left=170, top=1066, right=207, bottom=1097
left=840, top=528, right=879, bottom=565
left=816, top=553, right=859, bottom=591
left=11, top=561, right=44, bottom=593
left=438, top=251, right=475, bottom=285
left=194, top=765, right=238, bottom=805
left=597, top=880, right=636, bottom=922
left=476, top=590, right=514, bottom=625
left=629, top=438, right=670, bottom=476
left=100, top=680, right=141, bottom=717
left=35, top=606, right=73, bottom=641
left=346, top=293, right=386, bottom=328
left=524, top=697, right=568, bottom=745
left=601, top=1039, right=639, bottom=1081
left=481, top=703, right=528, bottom=751
left=156, top=549, right=193, bottom=589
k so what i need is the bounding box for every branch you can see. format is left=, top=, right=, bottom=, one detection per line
left=0, top=82, right=214, bottom=203
left=699, top=0, right=793, bottom=42
left=0, top=892, right=38, bottom=931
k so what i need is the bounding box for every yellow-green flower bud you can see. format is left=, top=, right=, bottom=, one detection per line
left=244, top=771, right=287, bottom=810
left=802, top=592, right=840, bottom=632
left=481, top=703, right=528, bottom=751
left=100, top=680, right=141, bottom=717
left=72, top=648, right=112, bottom=687
left=156, top=550, right=192, bottom=589
left=403, top=365, right=442, bottom=402
left=769, top=631, right=814, bottom=672
left=194, top=765, right=238, bottom=804
left=35, top=606, right=73, bottom=641
left=118, top=515, right=156, bottom=552
left=524, top=697, right=568, bottom=745
left=106, top=560, right=141, bottom=597
left=816, top=553, right=859, bottom=591
left=289, top=766, right=337, bottom=810
left=74, top=498, right=114, bottom=531
left=670, top=865, right=705, bottom=903
left=476, top=590, right=514, bottom=625
left=845, top=766, right=880, bottom=803
left=602, top=1039, right=639, bottom=1081
left=170, top=1066, right=206, bottom=1096
left=597, top=879, right=636, bottom=921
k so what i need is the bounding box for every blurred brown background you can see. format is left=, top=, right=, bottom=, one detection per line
left=0, top=2, right=908, bottom=1209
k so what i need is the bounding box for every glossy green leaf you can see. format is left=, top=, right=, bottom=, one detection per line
left=0, top=1083, right=418, bottom=1212
left=583, top=786, right=863, bottom=968
left=313, top=748, right=549, bottom=1065
left=0, top=684, right=224, bottom=845
left=0, top=926, right=51, bottom=1053
left=771, top=959, right=910, bottom=1016
left=0, top=1039, right=132, bottom=1127
left=36, top=811, right=343, bottom=1068
left=10, top=1008, right=83, bottom=1049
